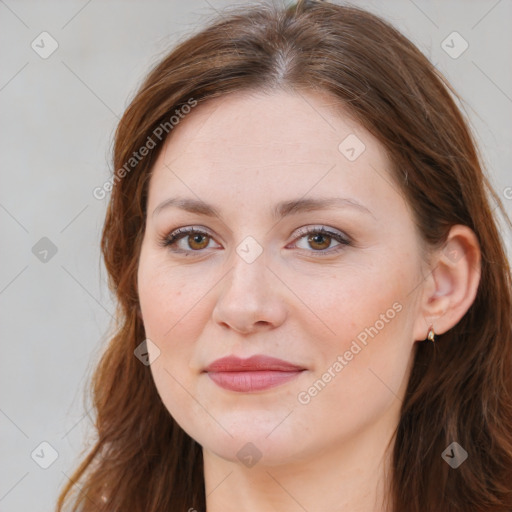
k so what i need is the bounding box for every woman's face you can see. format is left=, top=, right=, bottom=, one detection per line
left=137, top=89, right=429, bottom=466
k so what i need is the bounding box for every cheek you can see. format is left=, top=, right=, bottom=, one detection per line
left=137, top=255, right=213, bottom=344
left=137, top=266, right=205, bottom=436
left=303, top=259, right=408, bottom=341
left=299, top=255, right=416, bottom=394
left=291, top=279, right=413, bottom=450
left=137, top=255, right=216, bottom=413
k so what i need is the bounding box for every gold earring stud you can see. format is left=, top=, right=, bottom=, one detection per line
left=427, top=325, right=436, bottom=342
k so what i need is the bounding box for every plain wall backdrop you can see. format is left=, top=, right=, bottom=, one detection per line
left=1, top=0, right=511, bottom=510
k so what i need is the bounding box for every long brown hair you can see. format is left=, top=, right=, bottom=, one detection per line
left=57, top=1, right=512, bottom=510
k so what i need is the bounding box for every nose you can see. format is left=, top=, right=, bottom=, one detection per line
left=211, top=248, right=288, bottom=334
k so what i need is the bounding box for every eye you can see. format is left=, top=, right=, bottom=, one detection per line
left=159, top=227, right=220, bottom=254
left=159, top=225, right=351, bottom=257
left=289, top=226, right=351, bottom=256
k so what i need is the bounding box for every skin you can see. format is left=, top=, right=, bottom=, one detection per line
left=137, top=89, right=481, bottom=512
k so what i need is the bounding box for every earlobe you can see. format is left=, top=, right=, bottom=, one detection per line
left=414, top=224, right=481, bottom=341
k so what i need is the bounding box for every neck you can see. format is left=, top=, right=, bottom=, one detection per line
left=202, top=415, right=397, bottom=512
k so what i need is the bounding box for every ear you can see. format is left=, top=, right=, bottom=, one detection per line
left=413, top=224, right=481, bottom=341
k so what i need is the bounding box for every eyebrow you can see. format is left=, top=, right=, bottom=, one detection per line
left=152, top=196, right=375, bottom=220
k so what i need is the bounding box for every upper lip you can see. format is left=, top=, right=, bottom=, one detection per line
left=203, top=355, right=305, bottom=372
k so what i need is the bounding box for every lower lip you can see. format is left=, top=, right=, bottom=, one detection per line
left=206, top=370, right=303, bottom=392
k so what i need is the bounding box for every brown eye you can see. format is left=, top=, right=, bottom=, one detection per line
left=161, top=227, right=220, bottom=253
left=307, top=232, right=332, bottom=251
left=291, top=226, right=351, bottom=256
left=187, top=233, right=210, bottom=250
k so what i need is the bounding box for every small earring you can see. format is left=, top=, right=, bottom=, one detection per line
left=427, top=325, right=436, bottom=342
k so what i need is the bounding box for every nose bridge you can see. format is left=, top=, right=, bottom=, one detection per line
left=212, top=238, right=286, bottom=332
left=228, top=238, right=269, bottom=295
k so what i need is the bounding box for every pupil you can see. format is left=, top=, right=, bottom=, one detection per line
left=310, top=233, right=329, bottom=249
left=190, top=234, right=207, bottom=249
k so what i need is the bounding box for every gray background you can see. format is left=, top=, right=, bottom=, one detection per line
left=1, top=1, right=511, bottom=510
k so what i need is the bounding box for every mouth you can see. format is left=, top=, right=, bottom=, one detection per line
left=203, top=354, right=306, bottom=392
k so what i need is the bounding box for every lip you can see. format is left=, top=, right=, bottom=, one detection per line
left=204, top=355, right=304, bottom=372
left=203, top=355, right=306, bottom=392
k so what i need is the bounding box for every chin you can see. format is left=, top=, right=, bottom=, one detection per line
left=194, top=419, right=313, bottom=468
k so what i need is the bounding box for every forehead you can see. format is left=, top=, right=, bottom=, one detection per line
left=146, top=89, right=401, bottom=221
left=160, top=89, right=376, bottom=165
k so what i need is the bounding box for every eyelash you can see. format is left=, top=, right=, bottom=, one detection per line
left=158, top=225, right=352, bottom=257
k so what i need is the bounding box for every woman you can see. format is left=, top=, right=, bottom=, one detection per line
left=57, top=1, right=512, bottom=511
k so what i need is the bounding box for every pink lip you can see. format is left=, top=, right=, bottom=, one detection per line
left=203, top=355, right=306, bottom=392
